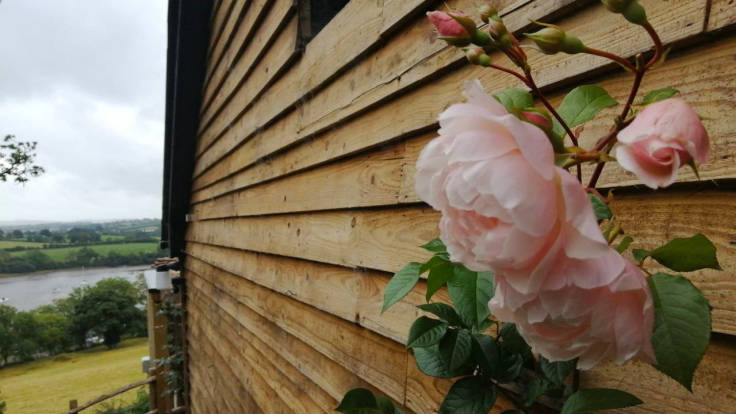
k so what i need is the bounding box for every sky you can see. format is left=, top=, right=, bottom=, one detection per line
left=0, top=0, right=167, bottom=222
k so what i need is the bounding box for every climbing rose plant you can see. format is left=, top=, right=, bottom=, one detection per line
left=338, top=1, right=718, bottom=413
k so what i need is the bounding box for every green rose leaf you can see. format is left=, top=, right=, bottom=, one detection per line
left=440, top=329, right=473, bottom=372
left=383, top=262, right=423, bottom=312
left=588, top=193, right=613, bottom=221
left=632, top=248, right=650, bottom=262
left=649, top=234, right=721, bottom=272
left=336, top=389, right=404, bottom=414
left=439, top=376, right=497, bottom=414
left=523, top=377, right=553, bottom=407
left=641, top=88, right=679, bottom=105
left=414, top=345, right=452, bottom=378
left=447, top=266, right=494, bottom=329
left=499, top=323, right=531, bottom=355
left=495, top=352, right=524, bottom=383
left=425, top=259, right=454, bottom=302
left=493, top=88, right=534, bottom=112
left=421, top=238, right=448, bottom=254
left=407, top=316, right=448, bottom=348
left=615, top=235, right=633, bottom=253
left=561, top=388, right=643, bottom=414
left=471, top=334, right=499, bottom=377
left=417, top=303, right=466, bottom=328
left=540, top=357, right=577, bottom=385
left=554, top=85, right=618, bottom=136
left=648, top=273, right=711, bottom=391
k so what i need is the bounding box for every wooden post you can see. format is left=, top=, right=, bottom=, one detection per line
left=147, top=289, right=172, bottom=413
left=68, top=400, right=77, bottom=410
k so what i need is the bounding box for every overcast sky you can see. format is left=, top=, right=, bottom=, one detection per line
left=0, top=0, right=167, bottom=222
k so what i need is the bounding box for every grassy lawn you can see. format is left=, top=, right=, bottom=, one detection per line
left=0, top=240, right=45, bottom=249
left=0, top=338, right=149, bottom=414
left=100, top=235, right=125, bottom=242
left=10, top=242, right=159, bottom=261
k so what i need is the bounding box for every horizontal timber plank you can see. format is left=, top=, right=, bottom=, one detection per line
left=708, top=0, right=736, bottom=31
left=191, top=0, right=706, bottom=188
left=185, top=261, right=410, bottom=402
left=184, top=271, right=390, bottom=407
left=205, top=0, right=235, bottom=62
left=189, top=299, right=331, bottom=413
left=188, top=342, right=240, bottom=414
left=580, top=335, right=736, bottom=413
left=203, top=0, right=248, bottom=88
left=185, top=193, right=736, bottom=335
left=199, top=0, right=294, bottom=129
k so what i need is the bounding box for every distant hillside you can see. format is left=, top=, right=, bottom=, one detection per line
left=0, top=218, right=161, bottom=233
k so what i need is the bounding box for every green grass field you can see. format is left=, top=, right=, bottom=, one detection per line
left=0, top=240, right=44, bottom=249
left=0, top=338, right=148, bottom=414
left=100, top=235, right=125, bottom=242
left=10, top=242, right=159, bottom=261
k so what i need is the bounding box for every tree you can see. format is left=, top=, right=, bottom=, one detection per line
left=0, top=135, right=44, bottom=183
left=10, top=230, right=22, bottom=239
left=33, top=310, right=72, bottom=354
left=70, top=278, right=145, bottom=348
left=39, top=229, right=51, bottom=237
left=68, top=247, right=99, bottom=267
left=67, top=228, right=101, bottom=244
left=22, top=250, right=54, bottom=270
left=10, top=311, right=41, bottom=361
left=0, top=305, right=17, bottom=365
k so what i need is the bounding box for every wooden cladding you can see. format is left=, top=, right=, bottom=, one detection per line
left=182, top=1, right=736, bottom=412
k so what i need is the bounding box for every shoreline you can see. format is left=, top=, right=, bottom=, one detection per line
left=0, top=264, right=151, bottom=279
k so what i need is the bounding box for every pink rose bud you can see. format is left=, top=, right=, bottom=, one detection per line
left=518, top=108, right=553, bottom=131
left=463, top=46, right=492, bottom=67
left=427, top=11, right=473, bottom=46
left=615, top=98, right=710, bottom=189
left=526, top=26, right=585, bottom=55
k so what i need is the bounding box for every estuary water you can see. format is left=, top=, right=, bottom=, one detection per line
left=0, top=265, right=153, bottom=311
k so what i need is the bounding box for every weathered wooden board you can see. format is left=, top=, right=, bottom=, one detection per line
left=203, top=0, right=248, bottom=87
left=200, top=0, right=294, bottom=130
left=205, top=0, right=235, bottom=63
left=192, top=32, right=736, bottom=204
left=708, top=0, right=736, bottom=31
left=186, top=260, right=410, bottom=402
left=189, top=300, right=332, bottom=413
left=191, top=0, right=707, bottom=187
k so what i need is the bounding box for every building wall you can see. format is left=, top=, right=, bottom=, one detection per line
left=183, top=0, right=736, bottom=412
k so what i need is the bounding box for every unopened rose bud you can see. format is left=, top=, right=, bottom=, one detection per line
left=518, top=108, right=553, bottom=131
left=526, top=26, right=585, bottom=54
left=487, top=18, right=508, bottom=40
left=427, top=11, right=473, bottom=46
left=478, top=5, right=497, bottom=23
left=601, top=0, right=648, bottom=25
left=463, top=46, right=492, bottom=66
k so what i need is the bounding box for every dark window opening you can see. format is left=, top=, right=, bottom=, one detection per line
left=298, top=0, right=350, bottom=44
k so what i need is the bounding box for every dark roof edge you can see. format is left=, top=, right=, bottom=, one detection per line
left=162, top=0, right=214, bottom=257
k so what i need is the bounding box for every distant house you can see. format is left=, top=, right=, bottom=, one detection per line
left=162, top=1, right=736, bottom=412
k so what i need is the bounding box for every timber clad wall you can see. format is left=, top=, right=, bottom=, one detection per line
left=183, top=0, right=736, bottom=412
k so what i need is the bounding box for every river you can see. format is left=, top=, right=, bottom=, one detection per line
left=0, top=266, right=154, bottom=311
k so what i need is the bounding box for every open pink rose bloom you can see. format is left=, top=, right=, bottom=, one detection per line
left=416, top=81, right=654, bottom=369
left=616, top=98, right=710, bottom=189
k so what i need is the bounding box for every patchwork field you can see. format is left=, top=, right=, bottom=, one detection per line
left=9, top=242, right=159, bottom=261
left=0, top=338, right=148, bottom=413
left=0, top=241, right=44, bottom=249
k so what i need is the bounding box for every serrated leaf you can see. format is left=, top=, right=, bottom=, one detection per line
left=540, top=357, right=577, bottom=385
left=426, top=260, right=454, bottom=302
left=588, top=193, right=613, bottom=221
left=493, top=88, right=533, bottom=112
left=561, top=388, right=643, bottom=414
left=641, top=88, right=679, bottom=105
left=632, top=248, right=650, bottom=262
left=499, top=323, right=530, bottom=355
left=336, top=388, right=379, bottom=413
left=439, top=376, right=497, bottom=414
left=554, top=85, right=618, bottom=136
left=501, top=411, right=524, bottom=414
left=616, top=236, right=633, bottom=253
left=495, top=352, right=524, bottom=383
left=471, top=334, right=499, bottom=377
left=648, top=273, right=711, bottom=391
left=440, top=329, right=472, bottom=372
left=421, top=238, right=447, bottom=254
left=447, top=266, right=494, bottom=329
left=407, top=316, right=448, bottom=348
left=523, top=377, right=553, bottom=407
left=376, top=397, right=405, bottom=414
left=383, top=262, right=422, bottom=312
left=417, top=303, right=466, bottom=327
left=650, top=234, right=721, bottom=272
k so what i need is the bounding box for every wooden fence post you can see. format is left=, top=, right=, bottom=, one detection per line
left=147, top=289, right=172, bottom=413
left=68, top=400, right=77, bottom=410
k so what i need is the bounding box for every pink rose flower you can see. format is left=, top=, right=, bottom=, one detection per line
left=491, top=252, right=655, bottom=369
left=616, top=98, right=710, bottom=189
left=427, top=11, right=471, bottom=39
left=415, top=80, right=608, bottom=295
